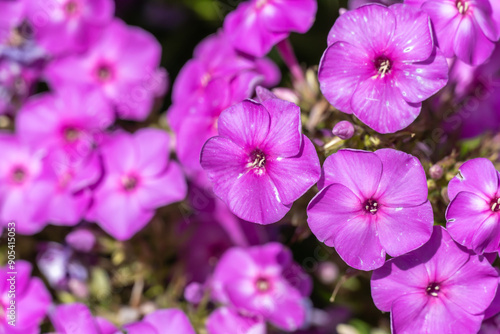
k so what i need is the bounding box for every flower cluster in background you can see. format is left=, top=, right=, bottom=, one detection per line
left=1, top=0, right=500, bottom=333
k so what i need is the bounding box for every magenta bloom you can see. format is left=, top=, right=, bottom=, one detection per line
left=223, top=0, right=317, bottom=57
left=211, top=243, right=311, bottom=331
left=407, top=0, right=500, bottom=65
left=27, top=0, right=114, bottom=56
left=332, top=120, right=355, bottom=140
left=445, top=158, right=500, bottom=254
left=200, top=96, right=321, bottom=224
left=307, top=149, right=433, bottom=270
left=144, top=309, right=196, bottom=334
left=45, top=18, right=166, bottom=121
left=318, top=4, right=448, bottom=133
left=86, top=129, right=187, bottom=240
left=0, top=136, right=49, bottom=234
left=371, top=226, right=499, bottom=334
left=0, top=260, right=51, bottom=333
left=51, top=303, right=118, bottom=334
left=207, top=307, right=266, bottom=334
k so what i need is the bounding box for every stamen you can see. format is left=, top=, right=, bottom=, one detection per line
left=457, top=0, right=469, bottom=14
left=426, top=283, right=440, bottom=297
left=364, top=199, right=378, bottom=215
left=491, top=198, right=500, bottom=212
left=246, top=149, right=266, bottom=170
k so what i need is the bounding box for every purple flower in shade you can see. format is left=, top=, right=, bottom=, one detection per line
left=307, top=149, right=433, bottom=270
left=211, top=243, right=311, bottom=331
left=332, top=120, right=355, bottom=140
left=86, top=129, right=187, bottom=240
left=0, top=135, right=49, bottom=234
left=45, top=18, right=166, bottom=121
left=445, top=158, right=500, bottom=254
left=406, top=0, right=500, bottom=66
left=371, top=226, right=499, bottom=334
left=51, top=303, right=118, bottom=334
left=223, top=0, right=317, bottom=57
left=17, top=86, right=113, bottom=157
left=27, top=0, right=114, bottom=56
left=200, top=96, right=321, bottom=224
left=207, top=307, right=266, bottom=334
left=0, top=260, right=51, bottom=333
left=168, top=32, right=280, bottom=178
left=318, top=4, right=449, bottom=134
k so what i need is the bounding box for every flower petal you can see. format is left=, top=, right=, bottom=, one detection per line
left=453, top=15, right=496, bottom=66
left=421, top=0, right=461, bottom=57
left=262, top=0, right=317, bottom=34
left=447, top=158, right=499, bottom=202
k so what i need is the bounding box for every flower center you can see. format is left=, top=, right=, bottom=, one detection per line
left=122, top=175, right=138, bottom=191
left=491, top=198, right=500, bottom=212
left=11, top=166, right=26, bottom=184
left=63, top=127, right=80, bottom=142
left=255, top=277, right=271, bottom=292
left=96, top=64, right=113, bottom=82
left=375, top=56, right=392, bottom=78
left=364, top=199, right=378, bottom=215
left=65, top=0, right=79, bottom=15
left=426, top=283, right=440, bottom=297
left=456, top=0, right=469, bottom=14
left=246, top=149, right=267, bottom=170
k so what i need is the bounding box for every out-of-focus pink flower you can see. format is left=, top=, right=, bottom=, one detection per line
left=223, top=0, right=317, bottom=57
left=86, top=129, right=187, bottom=240
left=207, top=307, right=266, bottom=334
left=51, top=303, right=118, bottom=334
left=332, top=120, right=355, bottom=140
left=200, top=97, right=321, bottom=224
left=307, top=149, right=433, bottom=270
left=27, top=0, right=115, bottom=56
left=211, top=243, right=311, bottom=331
left=318, top=4, right=448, bottom=133
left=0, top=135, right=49, bottom=234
left=0, top=260, right=52, bottom=333
left=45, top=18, right=166, bottom=121
left=371, top=226, right=499, bottom=334
left=65, top=228, right=96, bottom=252
left=406, top=0, right=500, bottom=65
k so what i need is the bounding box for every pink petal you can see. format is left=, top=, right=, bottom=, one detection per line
left=446, top=191, right=495, bottom=252
left=262, top=0, right=317, bottom=34
left=388, top=3, right=434, bottom=62
left=200, top=136, right=247, bottom=202
left=51, top=303, right=100, bottom=334
left=217, top=100, right=270, bottom=150
left=391, top=292, right=483, bottom=334
left=328, top=4, right=396, bottom=53
left=226, top=171, right=291, bottom=224
left=447, top=158, right=499, bottom=202
left=206, top=307, right=266, bottom=334
left=134, top=128, right=170, bottom=177
left=319, top=149, right=383, bottom=199
left=177, top=115, right=216, bottom=173
left=421, top=0, right=461, bottom=57
left=473, top=1, right=500, bottom=41
left=266, top=283, right=307, bottom=331
left=454, top=15, right=496, bottom=65
left=471, top=214, right=500, bottom=254
left=307, top=183, right=363, bottom=246
left=100, top=132, right=137, bottom=174
left=266, top=137, right=320, bottom=205
left=260, top=98, right=302, bottom=157
left=144, top=309, right=195, bottom=334
left=318, top=41, right=374, bottom=114
left=393, top=49, right=449, bottom=104
left=15, top=278, right=51, bottom=331
left=444, top=255, right=499, bottom=315
left=373, top=148, right=429, bottom=206
left=351, top=75, right=422, bottom=133
left=376, top=201, right=434, bottom=257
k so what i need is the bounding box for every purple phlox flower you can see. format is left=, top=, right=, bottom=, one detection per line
left=371, top=226, right=499, bottom=334
left=45, top=18, right=166, bottom=121
left=0, top=260, right=51, bottom=333
left=16, top=87, right=114, bottom=158
left=86, top=129, right=187, bottom=240
left=168, top=32, right=280, bottom=177
left=307, top=148, right=433, bottom=270
left=65, top=228, right=96, bottom=253
left=446, top=158, right=500, bottom=254
left=0, top=135, right=50, bottom=234
left=318, top=3, right=449, bottom=133
left=36, top=242, right=89, bottom=297
left=27, top=0, right=115, bottom=56
left=211, top=242, right=311, bottom=331
left=50, top=303, right=118, bottom=334
left=207, top=307, right=266, bottom=334
left=406, top=0, right=500, bottom=65
left=200, top=96, right=321, bottom=224
left=223, top=0, right=317, bottom=57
